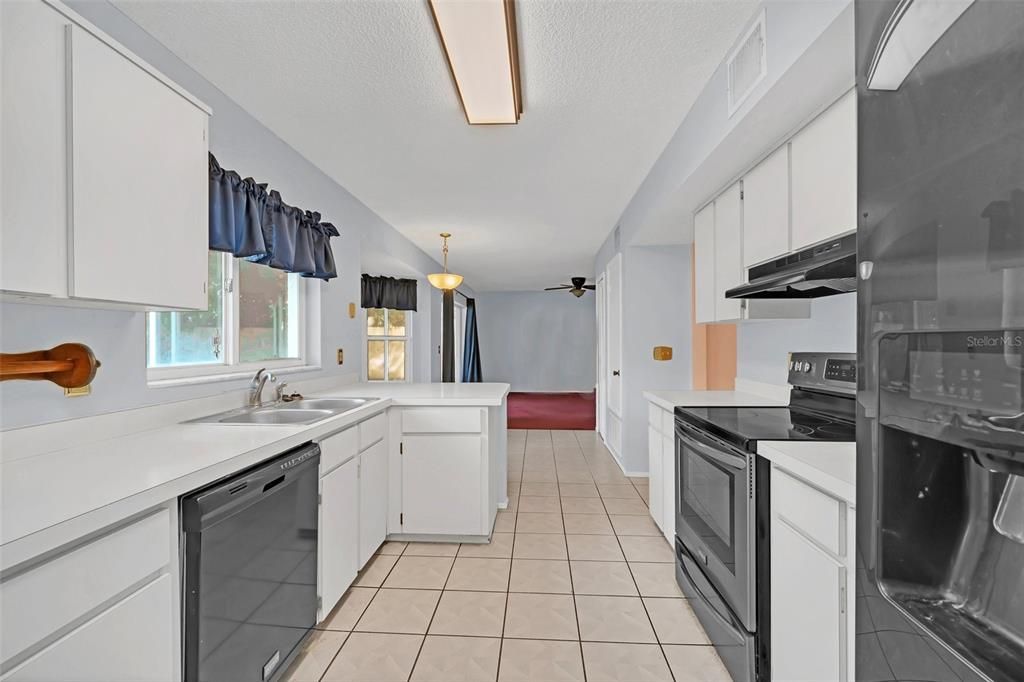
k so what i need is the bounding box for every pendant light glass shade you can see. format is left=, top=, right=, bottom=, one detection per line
left=428, top=233, right=464, bottom=290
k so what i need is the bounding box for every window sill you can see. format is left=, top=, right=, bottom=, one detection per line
left=148, top=364, right=322, bottom=389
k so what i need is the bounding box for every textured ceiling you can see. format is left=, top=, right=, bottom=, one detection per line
left=115, top=0, right=756, bottom=291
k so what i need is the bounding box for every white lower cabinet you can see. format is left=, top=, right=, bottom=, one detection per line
left=358, top=439, right=388, bottom=566
left=5, top=575, right=174, bottom=682
left=770, top=467, right=853, bottom=682
left=0, top=506, right=178, bottom=682
left=401, top=434, right=483, bottom=535
left=318, top=456, right=359, bottom=621
left=647, top=425, right=665, bottom=535
left=646, top=402, right=676, bottom=544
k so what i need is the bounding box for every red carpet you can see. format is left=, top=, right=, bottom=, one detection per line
left=507, top=391, right=596, bottom=430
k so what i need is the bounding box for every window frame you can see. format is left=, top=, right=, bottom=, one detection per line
left=146, top=252, right=313, bottom=384
left=364, top=307, right=413, bottom=383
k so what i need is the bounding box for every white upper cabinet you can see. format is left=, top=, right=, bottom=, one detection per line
left=693, top=203, right=716, bottom=324
left=713, top=182, right=744, bottom=322
left=790, top=89, right=857, bottom=251
left=742, top=144, right=790, bottom=268
left=0, top=0, right=70, bottom=298
left=1, top=0, right=210, bottom=310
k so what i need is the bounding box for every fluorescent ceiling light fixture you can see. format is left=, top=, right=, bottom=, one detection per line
left=867, top=0, right=974, bottom=91
left=428, top=0, right=522, bottom=124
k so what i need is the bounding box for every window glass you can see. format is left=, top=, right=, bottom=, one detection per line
left=367, top=340, right=386, bottom=381
left=367, top=308, right=386, bottom=336
left=388, top=340, right=406, bottom=381
left=148, top=252, right=224, bottom=367
left=238, top=260, right=299, bottom=363
left=388, top=310, right=407, bottom=336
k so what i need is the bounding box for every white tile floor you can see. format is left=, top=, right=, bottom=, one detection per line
left=283, top=429, right=730, bottom=682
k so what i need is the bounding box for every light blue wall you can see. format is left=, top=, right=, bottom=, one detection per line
left=0, top=1, right=465, bottom=429
left=620, top=246, right=693, bottom=473
left=475, top=292, right=596, bottom=392
left=736, top=293, right=857, bottom=386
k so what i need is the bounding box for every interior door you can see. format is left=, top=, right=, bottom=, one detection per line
left=605, top=254, right=623, bottom=454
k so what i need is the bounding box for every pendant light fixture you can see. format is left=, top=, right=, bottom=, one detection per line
left=428, top=232, right=464, bottom=290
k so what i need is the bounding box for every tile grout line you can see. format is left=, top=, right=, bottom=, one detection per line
left=403, top=543, right=461, bottom=682
left=562, top=430, right=588, bottom=682
left=315, top=541, right=409, bottom=682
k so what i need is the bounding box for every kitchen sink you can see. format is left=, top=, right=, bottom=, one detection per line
left=276, top=398, right=376, bottom=411
left=185, top=397, right=378, bottom=426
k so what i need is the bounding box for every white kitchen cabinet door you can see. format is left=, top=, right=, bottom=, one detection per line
left=401, top=435, right=483, bottom=535
left=3, top=574, right=175, bottom=682
left=319, top=458, right=359, bottom=620
left=790, top=89, right=857, bottom=251
left=693, top=203, right=716, bottom=324
left=713, top=182, right=744, bottom=321
left=0, top=0, right=70, bottom=297
left=743, top=145, right=790, bottom=268
left=358, top=440, right=388, bottom=567
left=771, top=518, right=846, bottom=682
left=661, top=431, right=675, bottom=544
left=647, top=425, right=664, bottom=534
left=67, top=24, right=208, bottom=309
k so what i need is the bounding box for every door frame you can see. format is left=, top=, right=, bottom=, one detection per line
left=596, top=273, right=607, bottom=438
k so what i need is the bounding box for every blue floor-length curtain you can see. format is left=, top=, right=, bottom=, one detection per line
left=462, top=298, right=483, bottom=382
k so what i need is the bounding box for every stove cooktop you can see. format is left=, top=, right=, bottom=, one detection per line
left=674, top=405, right=856, bottom=451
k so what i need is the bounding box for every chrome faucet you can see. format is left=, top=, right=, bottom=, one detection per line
left=247, top=368, right=276, bottom=408
left=274, top=382, right=289, bottom=403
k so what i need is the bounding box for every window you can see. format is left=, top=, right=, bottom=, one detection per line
left=366, top=308, right=410, bottom=382
left=147, top=252, right=306, bottom=380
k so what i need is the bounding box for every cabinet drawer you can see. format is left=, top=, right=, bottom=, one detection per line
left=402, top=408, right=482, bottom=434
left=772, top=469, right=844, bottom=556
left=0, top=508, right=171, bottom=666
left=3, top=574, right=175, bottom=682
left=319, top=426, right=358, bottom=475
left=359, top=413, right=386, bottom=450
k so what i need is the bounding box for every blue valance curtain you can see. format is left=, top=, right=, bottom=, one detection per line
left=208, top=154, right=339, bottom=280
left=361, top=275, right=418, bottom=311
left=462, top=298, right=482, bottom=382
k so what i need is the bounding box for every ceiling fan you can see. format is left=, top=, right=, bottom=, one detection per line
left=544, top=277, right=596, bottom=298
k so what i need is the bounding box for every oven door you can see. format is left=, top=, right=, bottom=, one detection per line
left=675, top=419, right=755, bottom=630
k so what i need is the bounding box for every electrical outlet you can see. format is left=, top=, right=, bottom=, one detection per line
left=64, top=385, right=91, bottom=398
left=336, top=348, right=344, bottom=365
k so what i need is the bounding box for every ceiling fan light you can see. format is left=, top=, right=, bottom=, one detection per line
left=572, top=288, right=585, bottom=298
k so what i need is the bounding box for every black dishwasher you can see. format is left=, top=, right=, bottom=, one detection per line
left=182, top=443, right=320, bottom=682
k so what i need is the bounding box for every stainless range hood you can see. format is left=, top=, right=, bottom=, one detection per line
left=725, top=233, right=856, bottom=299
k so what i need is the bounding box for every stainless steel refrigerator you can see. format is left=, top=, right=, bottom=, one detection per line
left=856, top=2, right=1024, bottom=681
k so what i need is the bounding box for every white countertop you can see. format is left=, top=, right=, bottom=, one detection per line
left=0, top=382, right=509, bottom=560
left=322, top=382, right=510, bottom=406
left=643, top=389, right=788, bottom=411
left=757, top=441, right=856, bottom=505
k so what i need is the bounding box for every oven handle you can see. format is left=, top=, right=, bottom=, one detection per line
left=675, top=423, right=748, bottom=471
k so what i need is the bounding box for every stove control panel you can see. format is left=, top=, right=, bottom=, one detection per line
left=788, top=352, right=857, bottom=395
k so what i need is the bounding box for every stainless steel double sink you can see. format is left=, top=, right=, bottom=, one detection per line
left=187, top=397, right=378, bottom=426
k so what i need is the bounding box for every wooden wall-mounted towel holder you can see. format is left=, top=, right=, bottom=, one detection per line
left=0, top=343, right=101, bottom=389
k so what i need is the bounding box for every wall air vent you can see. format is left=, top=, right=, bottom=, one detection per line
left=727, top=10, right=767, bottom=117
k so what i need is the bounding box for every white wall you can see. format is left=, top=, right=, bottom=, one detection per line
left=0, top=0, right=466, bottom=430
left=737, top=293, right=856, bottom=386
left=475, top=292, right=596, bottom=392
